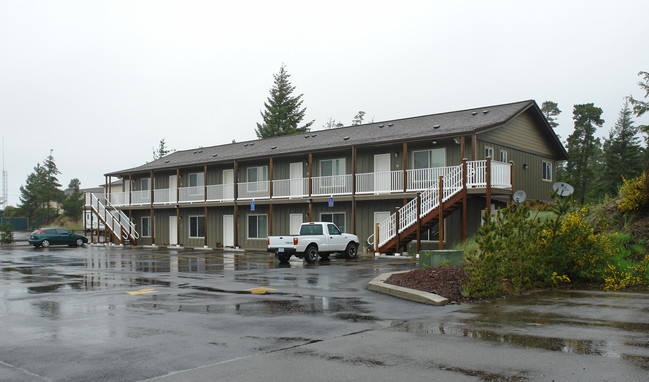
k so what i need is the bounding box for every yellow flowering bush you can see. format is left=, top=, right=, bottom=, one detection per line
left=617, top=173, right=649, bottom=213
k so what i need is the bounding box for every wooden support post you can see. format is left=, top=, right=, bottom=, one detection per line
left=394, top=207, right=400, bottom=254
left=461, top=158, right=468, bottom=241
left=402, top=142, right=408, bottom=193
left=438, top=175, right=444, bottom=250
left=352, top=146, right=357, bottom=235
left=486, top=156, right=492, bottom=219
left=233, top=160, right=239, bottom=248
left=509, top=160, right=515, bottom=203
left=269, top=204, right=273, bottom=236
left=269, top=157, right=273, bottom=199
left=204, top=165, right=207, bottom=202
left=460, top=136, right=465, bottom=160
left=472, top=134, right=477, bottom=161
left=308, top=202, right=312, bottom=222
left=176, top=206, right=180, bottom=246
left=375, top=223, right=379, bottom=252
left=128, top=174, right=132, bottom=206
left=308, top=153, right=313, bottom=197
left=204, top=206, right=208, bottom=247
left=90, top=210, right=94, bottom=243
left=416, top=192, right=421, bottom=255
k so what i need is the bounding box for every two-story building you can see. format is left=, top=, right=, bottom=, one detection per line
left=86, top=100, right=567, bottom=253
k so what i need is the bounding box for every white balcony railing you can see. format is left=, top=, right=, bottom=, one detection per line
left=356, top=171, right=404, bottom=194
left=207, top=184, right=235, bottom=201
left=238, top=181, right=270, bottom=200
left=109, top=192, right=128, bottom=207
left=311, top=174, right=352, bottom=196
left=273, top=178, right=309, bottom=198
left=154, top=188, right=173, bottom=205
left=131, top=190, right=151, bottom=205
left=179, top=186, right=205, bottom=203
left=406, top=167, right=455, bottom=191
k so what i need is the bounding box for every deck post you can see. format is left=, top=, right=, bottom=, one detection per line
left=486, top=157, right=492, bottom=219
left=438, top=175, right=444, bottom=250
left=204, top=206, right=208, bottom=248
left=461, top=158, right=467, bottom=241
left=509, top=160, right=515, bottom=203
left=394, top=206, right=400, bottom=254
left=90, top=209, right=94, bottom=243
left=234, top=160, right=239, bottom=248
left=402, top=142, right=408, bottom=193
left=269, top=204, right=273, bottom=236
left=375, top=223, right=379, bottom=252
left=352, top=146, right=357, bottom=235
left=416, top=192, right=421, bottom=255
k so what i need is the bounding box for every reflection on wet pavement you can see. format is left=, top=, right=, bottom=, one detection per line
left=391, top=289, right=649, bottom=369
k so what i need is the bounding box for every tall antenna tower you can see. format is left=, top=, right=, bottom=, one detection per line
left=1, top=137, right=7, bottom=210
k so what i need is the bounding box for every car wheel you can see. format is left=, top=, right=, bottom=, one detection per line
left=319, top=253, right=330, bottom=261
left=345, top=243, right=358, bottom=259
left=304, top=245, right=318, bottom=263
left=41, top=240, right=50, bottom=248
left=75, top=238, right=84, bottom=247
left=277, top=253, right=291, bottom=263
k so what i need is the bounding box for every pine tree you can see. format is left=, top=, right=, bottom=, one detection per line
left=564, top=104, right=604, bottom=204
left=255, top=65, right=313, bottom=138
left=601, top=103, right=643, bottom=196
left=42, top=150, right=64, bottom=219
left=62, top=178, right=83, bottom=219
left=19, top=151, right=64, bottom=225
left=153, top=138, right=172, bottom=160
left=352, top=111, right=366, bottom=126
left=541, top=101, right=561, bottom=128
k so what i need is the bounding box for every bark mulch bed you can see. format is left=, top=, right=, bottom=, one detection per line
left=384, top=265, right=470, bottom=303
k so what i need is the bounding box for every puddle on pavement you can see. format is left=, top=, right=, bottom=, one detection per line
left=128, top=295, right=376, bottom=321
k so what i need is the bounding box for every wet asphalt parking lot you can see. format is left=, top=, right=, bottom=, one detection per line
left=1, top=242, right=648, bottom=381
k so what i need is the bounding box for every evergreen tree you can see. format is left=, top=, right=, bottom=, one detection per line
left=601, top=103, right=643, bottom=196
left=255, top=65, right=313, bottom=138
left=323, top=116, right=344, bottom=129
left=627, top=70, right=649, bottom=167
left=18, top=151, right=64, bottom=225
left=153, top=138, right=172, bottom=160
left=541, top=101, right=561, bottom=128
left=62, top=178, right=84, bottom=219
left=352, top=111, right=366, bottom=126
left=564, top=104, right=604, bottom=204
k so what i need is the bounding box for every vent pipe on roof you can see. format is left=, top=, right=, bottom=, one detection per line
left=433, top=124, right=441, bottom=129
left=379, top=124, right=384, bottom=128
left=471, top=112, right=478, bottom=116
left=483, top=110, right=490, bottom=115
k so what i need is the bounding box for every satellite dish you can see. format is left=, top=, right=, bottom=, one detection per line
left=513, top=190, right=527, bottom=204
left=552, top=182, right=574, bottom=197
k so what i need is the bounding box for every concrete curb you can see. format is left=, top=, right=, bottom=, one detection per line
left=368, top=270, right=449, bottom=306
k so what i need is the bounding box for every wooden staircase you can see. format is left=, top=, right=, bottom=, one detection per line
left=369, top=158, right=512, bottom=254
left=85, top=193, right=139, bottom=245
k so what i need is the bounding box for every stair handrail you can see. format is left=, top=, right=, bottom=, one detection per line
left=86, top=193, right=139, bottom=242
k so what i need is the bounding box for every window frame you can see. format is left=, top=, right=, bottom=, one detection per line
left=412, top=148, right=446, bottom=169
left=140, top=177, right=151, bottom=191
left=246, top=166, right=268, bottom=192
left=500, top=150, right=508, bottom=163
left=542, top=161, right=553, bottom=182
left=247, top=214, right=268, bottom=239
left=320, top=212, right=346, bottom=233
left=188, top=215, right=205, bottom=239
left=141, top=216, right=151, bottom=237
left=485, top=146, right=494, bottom=160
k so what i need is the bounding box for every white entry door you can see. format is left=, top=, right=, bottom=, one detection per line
left=223, top=169, right=234, bottom=200
left=169, top=216, right=178, bottom=245
left=290, top=213, right=303, bottom=235
left=290, top=162, right=303, bottom=197
left=169, top=175, right=177, bottom=203
left=223, top=215, right=234, bottom=247
left=374, top=154, right=391, bottom=193
left=373, top=211, right=390, bottom=244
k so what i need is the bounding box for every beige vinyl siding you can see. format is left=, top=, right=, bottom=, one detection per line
left=479, top=110, right=555, bottom=158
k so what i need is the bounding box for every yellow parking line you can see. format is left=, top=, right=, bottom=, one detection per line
left=245, top=287, right=276, bottom=294
left=127, top=288, right=157, bottom=295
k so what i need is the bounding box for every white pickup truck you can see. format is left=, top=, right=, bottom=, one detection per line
left=267, top=222, right=360, bottom=263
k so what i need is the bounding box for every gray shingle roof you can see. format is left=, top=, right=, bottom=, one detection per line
left=106, top=100, right=563, bottom=176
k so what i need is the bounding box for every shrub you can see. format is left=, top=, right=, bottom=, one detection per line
left=617, top=173, right=649, bottom=213
left=1, top=222, right=13, bottom=244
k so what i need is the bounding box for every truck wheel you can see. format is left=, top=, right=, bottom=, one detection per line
left=319, top=253, right=330, bottom=261
left=304, top=245, right=318, bottom=263
left=345, top=243, right=358, bottom=259
left=277, top=253, right=291, bottom=263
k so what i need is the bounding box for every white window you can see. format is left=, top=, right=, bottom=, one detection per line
left=188, top=172, right=204, bottom=187
left=500, top=150, right=508, bottom=163
left=141, top=178, right=151, bottom=191
left=413, top=149, right=445, bottom=169
left=542, top=161, right=552, bottom=181
left=485, top=147, right=494, bottom=159
left=320, top=212, right=345, bottom=233
left=320, top=158, right=346, bottom=176
left=141, top=216, right=151, bottom=237
left=189, top=216, right=205, bottom=238
left=247, top=166, right=268, bottom=192
left=248, top=214, right=268, bottom=239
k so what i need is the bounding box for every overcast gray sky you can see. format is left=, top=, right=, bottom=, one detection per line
left=1, top=0, right=648, bottom=207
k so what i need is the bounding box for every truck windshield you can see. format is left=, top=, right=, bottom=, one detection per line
left=300, top=224, right=323, bottom=235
